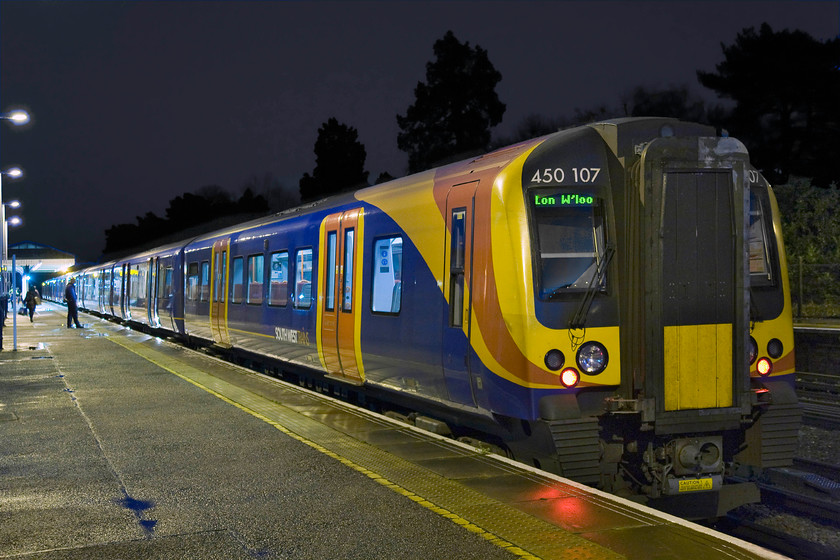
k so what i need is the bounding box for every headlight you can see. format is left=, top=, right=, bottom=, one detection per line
left=577, top=342, right=608, bottom=375
left=749, top=337, right=758, bottom=364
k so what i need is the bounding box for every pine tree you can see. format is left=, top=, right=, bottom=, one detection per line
left=397, top=31, right=505, bottom=174
left=299, top=118, right=369, bottom=201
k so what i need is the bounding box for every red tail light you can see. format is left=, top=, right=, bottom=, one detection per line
left=560, top=368, right=580, bottom=388
left=756, top=357, right=772, bottom=376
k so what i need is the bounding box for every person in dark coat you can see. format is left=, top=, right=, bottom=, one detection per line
left=64, top=278, right=82, bottom=328
left=23, top=285, right=39, bottom=322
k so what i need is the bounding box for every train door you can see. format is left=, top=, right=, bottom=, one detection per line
left=158, top=260, right=176, bottom=332
left=114, top=265, right=124, bottom=318
left=660, top=170, right=736, bottom=410
left=101, top=268, right=111, bottom=314
left=318, top=208, right=364, bottom=383
left=149, top=257, right=160, bottom=327
left=442, top=181, right=479, bottom=407
left=210, top=239, right=231, bottom=346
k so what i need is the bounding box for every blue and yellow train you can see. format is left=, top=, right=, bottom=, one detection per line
left=44, top=118, right=798, bottom=516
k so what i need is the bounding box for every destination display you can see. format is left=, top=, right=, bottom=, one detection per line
left=533, top=192, right=599, bottom=208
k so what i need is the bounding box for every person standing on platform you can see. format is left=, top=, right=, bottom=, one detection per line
left=23, top=285, right=40, bottom=322
left=0, top=290, right=5, bottom=350
left=64, top=278, right=82, bottom=329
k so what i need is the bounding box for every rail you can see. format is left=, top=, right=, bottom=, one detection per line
left=796, top=371, right=840, bottom=428
left=721, top=459, right=840, bottom=559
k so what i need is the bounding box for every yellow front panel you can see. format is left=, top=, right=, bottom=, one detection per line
left=664, top=324, right=732, bottom=410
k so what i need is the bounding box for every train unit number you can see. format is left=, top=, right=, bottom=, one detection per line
left=530, top=167, right=601, bottom=185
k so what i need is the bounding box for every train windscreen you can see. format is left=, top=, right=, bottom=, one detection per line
left=749, top=187, right=775, bottom=286
left=530, top=190, right=606, bottom=299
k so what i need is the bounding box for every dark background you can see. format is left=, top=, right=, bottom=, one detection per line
left=1, top=1, right=837, bottom=262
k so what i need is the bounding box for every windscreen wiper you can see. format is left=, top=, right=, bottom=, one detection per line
left=545, top=284, right=573, bottom=299
left=569, top=244, right=615, bottom=331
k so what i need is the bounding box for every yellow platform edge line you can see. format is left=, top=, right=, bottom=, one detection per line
left=106, top=336, right=545, bottom=560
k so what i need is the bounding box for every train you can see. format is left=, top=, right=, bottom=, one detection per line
left=44, top=117, right=799, bottom=517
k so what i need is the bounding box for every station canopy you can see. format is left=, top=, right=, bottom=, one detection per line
left=5, top=241, right=76, bottom=275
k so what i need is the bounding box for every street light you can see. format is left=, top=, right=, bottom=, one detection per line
left=5, top=215, right=22, bottom=264
left=1, top=109, right=30, bottom=352
left=1, top=109, right=31, bottom=126
left=1, top=167, right=25, bottom=291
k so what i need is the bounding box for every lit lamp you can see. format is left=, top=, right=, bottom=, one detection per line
left=1, top=167, right=24, bottom=292
left=4, top=214, right=23, bottom=274
left=1, top=109, right=30, bottom=352
left=1, top=108, right=30, bottom=295
left=0, top=110, right=30, bottom=126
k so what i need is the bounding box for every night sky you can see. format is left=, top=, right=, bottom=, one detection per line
left=2, top=1, right=838, bottom=263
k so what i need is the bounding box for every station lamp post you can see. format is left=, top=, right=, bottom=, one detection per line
left=1, top=167, right=24, bottom=294
left=2, top=110, right=30, bottom=258
left=1, top=109, right=30, bottom=349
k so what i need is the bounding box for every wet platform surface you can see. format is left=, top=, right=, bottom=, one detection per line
left=0, top=304, right=790, bottom=559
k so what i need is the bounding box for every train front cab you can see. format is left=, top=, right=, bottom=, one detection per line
left=587, top=120, right=797, bottom=515
left=736, top=172, right=799, bottom=470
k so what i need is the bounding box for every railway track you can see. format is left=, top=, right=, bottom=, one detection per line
left=720, top=458, right=840, bottom=559
left=796, top=371, right=840, bottom=428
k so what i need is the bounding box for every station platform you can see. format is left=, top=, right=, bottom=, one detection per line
left=1, top=303, right=790, bottom=559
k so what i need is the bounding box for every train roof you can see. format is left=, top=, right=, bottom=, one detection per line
left=99, top=117, right=723, bottom=263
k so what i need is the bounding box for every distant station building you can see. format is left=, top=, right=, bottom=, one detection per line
left=5, top=241, right=76, bottom=294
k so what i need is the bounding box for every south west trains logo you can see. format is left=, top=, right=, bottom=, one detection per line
left=274, top=327, right=311, bottom=346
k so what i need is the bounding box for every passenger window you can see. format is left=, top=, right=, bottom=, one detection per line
left=325, top=232, right=337, bottom=311
left=113, top=267, right=123, bottom=307
left=214, top=251, right=226, bottom=303
left=269, top=251, right=289, bottom=306
left=128, top=264, right=142, bottom=308
left=135, top=263, right=147, bottom=308
left=247, top=254, right=264, bottom=304
left=161, top=267, right=174, bottom=313
left=342, top=229, right=355, bottom=312
left=449, top=210, right=466, bottom=327
left=187, top=262, right=199, bottom=301
left=294, top=248, right=313, bottom=309
left=231, top=257, right=244, bottom=303
left=200, top=261, right=210, bottom=302
left=372, top=236, right=403, bottom=314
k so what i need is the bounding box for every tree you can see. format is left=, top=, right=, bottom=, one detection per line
left=103, top=223, right=142, bottom=254
left=374, top=172, right=394, bottom=185
left=299, top=117, right=369, bottom=202
left=233, top=187, right=269, bottom=214
left=397, top=30, right=506, bottom=173
left=774, top=179, right=840, bottom=262
left=103, top=185, right=270, bottom=255
left=697, top=23, right=840, bottom=186
left=774, top=179, right=840, bottom=313
left=242, top=172, right=299, bottom=212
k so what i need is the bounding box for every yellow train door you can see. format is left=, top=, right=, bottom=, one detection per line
left=210, top=238, right=231, bottom=346
left=318, top=208, right=364, bottom=383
